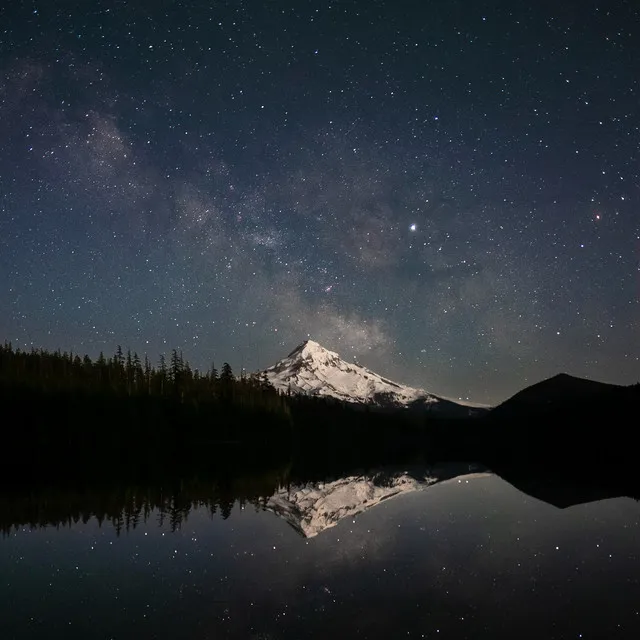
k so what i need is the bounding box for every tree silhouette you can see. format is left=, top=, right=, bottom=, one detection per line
left=0, top=338, right=297, bottom=464
left=220, top=362, right=234, bottom=402
left=158, top=354, right=167, bottom=395
left=220, top=362, right=234, bottom=383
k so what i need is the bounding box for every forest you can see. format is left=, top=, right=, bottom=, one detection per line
left=0, top=341, right=432, bottom=480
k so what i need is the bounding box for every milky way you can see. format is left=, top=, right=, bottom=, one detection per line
left=1, top=1, right=638, bottom=404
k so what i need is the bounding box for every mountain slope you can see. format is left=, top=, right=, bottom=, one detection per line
left=489, top=373, right=635, bottom=421
left=260, top=340, right=481, bottom=416
left=419, top=373, right=640, bottom=463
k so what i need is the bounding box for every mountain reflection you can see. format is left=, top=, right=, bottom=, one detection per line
left=0, top=462, right=484, bottom=536
left=267, top=464, right=490, bottom=537
left=2, top=459, right=639, bottom=536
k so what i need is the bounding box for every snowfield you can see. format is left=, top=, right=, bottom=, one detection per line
left=261, top=339, right=442, bottom=408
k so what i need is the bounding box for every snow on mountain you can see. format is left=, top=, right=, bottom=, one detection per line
left=260, top=339, right=478, bottom=414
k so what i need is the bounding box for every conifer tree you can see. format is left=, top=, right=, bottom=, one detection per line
left=170, top=349, right=183, bottom=383
left=126, top=349, right=134, bottom=395
left=219, top=362, right=234, bottom=402
left=158, top=354, right=167, bottom=395
left=220, top=362, right=234, bottom=382
left=144, top=355, right=152, bottom=394
left=132, top=352, right=142, bottom=393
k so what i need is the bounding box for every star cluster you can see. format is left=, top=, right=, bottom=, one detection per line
left=1, top=0, right=638, bottom=404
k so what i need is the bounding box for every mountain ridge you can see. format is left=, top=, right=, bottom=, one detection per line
left=259, top=339, right=484, bottom=417
left=489, top=371, right=634, bottom=421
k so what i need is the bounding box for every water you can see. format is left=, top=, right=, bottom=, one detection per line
left=1, top=464, right=640, bottom=639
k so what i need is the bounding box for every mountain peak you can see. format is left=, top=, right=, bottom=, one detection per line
left=259, top=341, right=477, bottom=416
left=287, top=339, right=337, bottom=360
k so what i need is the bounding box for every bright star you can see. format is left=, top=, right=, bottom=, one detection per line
left=409, top=223, right=417, bottom=232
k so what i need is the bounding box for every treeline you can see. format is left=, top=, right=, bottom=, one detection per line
left=0, top=341, right=287, bottom=414
left=0, top=341, right=428, bottom=475
left=0, top=341, right=293, bottom=465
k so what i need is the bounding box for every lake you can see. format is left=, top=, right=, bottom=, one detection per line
left=1, top=462, right=639, bottom=639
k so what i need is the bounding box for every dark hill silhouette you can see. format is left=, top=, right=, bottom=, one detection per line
left=424, top=374, right=639, bottom=465
left=489, top=373, right=631, bottom=421
left=482, top=373, right=639, bottom=462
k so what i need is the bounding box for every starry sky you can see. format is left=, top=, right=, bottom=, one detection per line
left=1, top=0, right=638, bottom=405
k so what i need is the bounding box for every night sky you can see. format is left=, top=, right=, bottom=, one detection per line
left=1, top=0, right=638, bottom=405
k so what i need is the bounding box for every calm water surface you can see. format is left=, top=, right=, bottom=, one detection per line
left=1, top=466, right=640, bottom=639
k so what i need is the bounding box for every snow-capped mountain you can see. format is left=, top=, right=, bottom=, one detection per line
left=260, top=339, right=482, bottom=415
left=266, top=464, right=490, bottom=537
